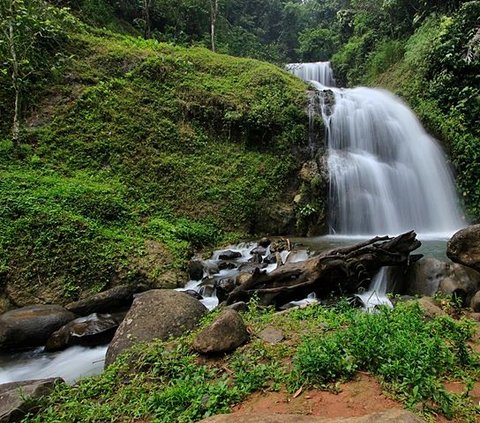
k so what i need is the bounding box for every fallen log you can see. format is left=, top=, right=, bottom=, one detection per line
left=226, top=231, right=422, bottom=307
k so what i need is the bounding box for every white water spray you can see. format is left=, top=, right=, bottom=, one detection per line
left=0, top=346, right=107, bottom=385
left=286, top=61, right=336, bottom=87
left=287, top=61, right=465, bottom=307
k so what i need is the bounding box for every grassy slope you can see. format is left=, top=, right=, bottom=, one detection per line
left=0, top=29, right=308, bottom=308
left=27, top=301, right=480, bottom=422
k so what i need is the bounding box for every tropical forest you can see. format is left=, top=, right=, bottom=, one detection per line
left=0, top=0, right=479, bottom=422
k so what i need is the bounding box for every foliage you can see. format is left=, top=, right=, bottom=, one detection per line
left=0, top=0, right=75, bottom=142
left=291, top=302, right=479, bottom=419
left=26, top=301, right=480, bottom=422
left=0, top=22, right=308, bottom=303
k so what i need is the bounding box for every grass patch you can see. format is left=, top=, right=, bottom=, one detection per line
left=26, top=300, right=480, bottom=422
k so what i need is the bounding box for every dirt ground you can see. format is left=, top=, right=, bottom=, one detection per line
left=231, top=319, right=480, bottom=422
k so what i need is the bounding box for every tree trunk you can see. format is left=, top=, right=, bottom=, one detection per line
left=225, top=231, right=422, bottom=307
left=210, top=0, right=218, bottom=52
left=8, top=2, right=20, bottom=155
left=143, top=0, right=151, bottom=39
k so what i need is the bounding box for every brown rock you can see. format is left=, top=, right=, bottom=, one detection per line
left=447, top=225, right=480, bottom=272
left=66, top=284, right=148, bottom=316
left=0, top=378, right=63, bottom=423
left=258, top=326, right=284, bottom=344
left=105, top=290, right=207, bottom=366
left=193, top=309, right=249, bottom=354
left=470, top=291, right=480, bottom=312
left=0, top=305, right=75, bottom=351
left=198, top=409, right=422, bottom=422
left=415, top=297, right=446, bottom=319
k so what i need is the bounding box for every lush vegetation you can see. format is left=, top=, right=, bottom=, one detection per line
left=26, top=300, right=480, bottom=422
left=0, top=5, right=309, bottom=307
left=37, top=0, right=480, bottom=220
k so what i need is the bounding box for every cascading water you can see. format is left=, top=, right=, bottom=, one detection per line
left=287, top=61, right=465, bottom=308
left=288, top=61, right=464, bottom=237
left=286, top=62, right=336, bottom=87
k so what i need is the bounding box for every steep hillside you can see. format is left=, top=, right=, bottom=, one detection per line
left=0, top=27, right=314, bottom=310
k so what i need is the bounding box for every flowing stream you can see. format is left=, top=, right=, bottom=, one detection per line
left=287, top=61, right=465, bottom=308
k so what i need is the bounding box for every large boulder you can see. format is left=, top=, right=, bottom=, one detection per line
left=45, top=313, right=119, bottom=352
left=193, top=309, right=249, bottom=354
left=438, top=263, right=480, bottom=303
left=198, top=410, right=422, bottom=422
left=0, top=378, right=63, bottom=423
left=447, top=225, right=480, bottom=272
left=105, top=290, right=207, bottom=366
left=470, top=290, right=480, bottom=312
left=0, top=305, right=75, bottom=351
left=403, top=258, right=480, bottom=302
left=403, top=258, right=449, bottom=296
left=65, top=284, right=148, bottom=316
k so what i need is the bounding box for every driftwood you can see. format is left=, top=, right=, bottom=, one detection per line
left=226, top=231, right=422, bottom=307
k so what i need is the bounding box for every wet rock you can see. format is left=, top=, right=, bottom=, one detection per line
left=218, top=261, right=237, bottom=271
left=192, top=309, right=249, bottom=355
left=258, top=326, right=284, bottom=344
left=105, top=290, right=207, bottom=366
left=218, top=250, right=242, bottom=260
left=248, top=253, right=263, bottom=264
left=215, top=278, right=237, bottom=292
left=198, top=409, right=422, bottom=422
left=270, top=238, right=290, bottom=253
left=404, top=258, right=449, bottom=296
left=258, top=238, right=271, bottom=248
left=188, top=260, right=204, bottom=281
left=204, top=261, right=220, bottom=275
left=215, top=278, right=237, bottom=303
left=250, top=246, right=267, bottom=256
left=470, top=291, right=480, bottom=312
left=238, top=262, right=268, bottom=273
left=199, top=285, right=215, bottom=297
left=0, top=305, right=75, bottom=351
left=0, top=378, right=63, bottom=423
left=447, top=225, right=480, bottom=272
left=45, top=313, right=118, bottom=352
left=66, top=284, right=149, bottom=316
left=183, top=290, right=203, bottom=301
left=263, top=253, right=277, bottom=264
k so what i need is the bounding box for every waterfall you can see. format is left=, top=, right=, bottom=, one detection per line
left=288, top=61, right=464, bottom=238
left=287, top=61, right=465, bottom=308
left=286, top=62, right=336, bottom=87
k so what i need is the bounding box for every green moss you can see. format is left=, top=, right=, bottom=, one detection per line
left=0, top=24, right=308, bottom=304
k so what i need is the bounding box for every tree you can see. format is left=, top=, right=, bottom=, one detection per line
left=210, top=0, right=219, bottom=51
left=0, top=0, right=69, bottom=154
